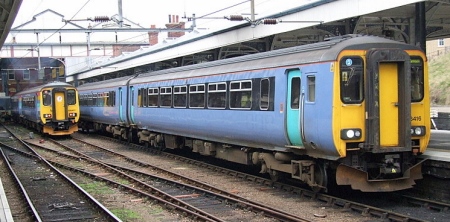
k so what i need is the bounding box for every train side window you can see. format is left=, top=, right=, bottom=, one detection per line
left=137, top=89, right=142, bottom=107
left=88, top=94, right=93, bottom=106
left=260, top=78, right=270, bottom=110
left=138, top=88, right=146, bottom=107
left=291, top=77, right=300, bottom=109
left=67, top=89, right=76, bottom=105
left=143, top=88, right=148, bottom=107
left=92, top=93, right=96, bottom=106
left=307, top=76, right=315, bottom=102
left=410, top=57, right=424, bottom=102
left=111, top=91, right=116, bottom=106
left=148, top=88, right=159, bottom=107
left=104, top=92, right=109, bottom=107
left=79, top=94, right=83, bottom=106
left=207, top=82, right=226, bottom=109
left=174, top=85, right=187, bottom=108
left=93, top=93, right=99, bottom=106
left=230, top=80, right=252, bottom=109
left=99, top=93, right=103, bottom=106
left=189, top=84, right=205, bottom=108
left=340, top=57, right=364, bottom=103
left=130, top=87, right=135, bottom=106
left=99, top=93, right=105, bottom=106
left=21, top=96, right=36, bottom=108
left=83, top=94, right=87, bottom=106
left=43, top=90, right=51, bottom=106
left=160, top=87, right=172, bottom=107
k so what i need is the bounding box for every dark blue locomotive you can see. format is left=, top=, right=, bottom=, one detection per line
left=78, top=35, right=430, bottom=192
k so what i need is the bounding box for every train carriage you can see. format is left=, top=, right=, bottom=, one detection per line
left=78, top=75, right=134, bottom=134
left=78, top=35, right=430, bottom=192
left=11, top=81, right=80, bottom=136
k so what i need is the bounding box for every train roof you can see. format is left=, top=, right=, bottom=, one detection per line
left=77, top=75, right=137, bottom=91
left=128, top=35, right=421, bottom=83
left=12, top=81, right=74, bottom=97
left=76, top=35, right=422, bottom=88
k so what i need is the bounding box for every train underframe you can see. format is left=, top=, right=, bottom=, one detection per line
left=87, top=123, right=332, bottom=192
left=13, top=115, right=78, bottom=136
left=86, top=122, right=424, bottom=192
left=42, top=121, right=78, bottom=135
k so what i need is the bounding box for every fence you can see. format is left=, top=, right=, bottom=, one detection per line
left=431, top=112, right=450, bottom=130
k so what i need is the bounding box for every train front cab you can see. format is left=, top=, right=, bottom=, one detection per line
left=334, top=48, right=430, bottom=192
left=39, top=87, right=79, bottom=135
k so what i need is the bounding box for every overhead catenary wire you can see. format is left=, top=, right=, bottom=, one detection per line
left=8, top=1, right=265, bottom=80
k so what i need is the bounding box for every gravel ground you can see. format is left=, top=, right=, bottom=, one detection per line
left=0, top=125, right=392, bottom=221
left=78, top=133, right=378, bottom=222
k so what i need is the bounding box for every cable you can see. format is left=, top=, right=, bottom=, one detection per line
left=38, top=0, right=92, bottom=47
left=9, top=1, right=261, bottom=82
left=198, top=0, right=250, bottom=19
left=6, top=0, right=93, bottom=74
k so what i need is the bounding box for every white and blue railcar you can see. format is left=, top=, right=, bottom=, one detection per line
left=78, top=75, right=134, bottom=134
left=78, top=35, right=430, bottom=192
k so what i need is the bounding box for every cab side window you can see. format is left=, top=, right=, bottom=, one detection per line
left=43, top=90, right=52, bottom=106
left=67, top=89, right=76, bottom=105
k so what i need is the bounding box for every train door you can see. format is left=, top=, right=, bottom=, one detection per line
left=53, top=89, right=67, bottom=121
left=379, top=63, right=399, bottom=146
left=128, top=86, right=135, bottom=124
left=18, top=97, right=22, bottom=115
left=119, top=87, right=125, bottom=123
left=286, top=69, right=303, bottom=146
left=365, top=49, right=411, bottom=151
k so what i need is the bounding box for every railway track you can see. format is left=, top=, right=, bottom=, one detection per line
left=0, top=125, right=121, bottom=222
left=2, top=122, right=449, bottom=221
left=74, top=132, right=450, bottom=222
left=26, top=134, right=313, bottom=222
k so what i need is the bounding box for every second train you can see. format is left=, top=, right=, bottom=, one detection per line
left=11, top=81, right=80, bottom=136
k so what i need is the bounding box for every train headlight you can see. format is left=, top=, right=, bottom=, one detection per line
left=43, top=114, right=52, bottom=119
left=69, top=112, right=77, bottom=117
left=411, top=126, right=425, bottom=136
left=341, top=128, right=362, bottom=140
left=346, top=130, right=355, bottom=138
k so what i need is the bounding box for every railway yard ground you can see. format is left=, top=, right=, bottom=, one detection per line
left=0, top=121, right=449, bottom=221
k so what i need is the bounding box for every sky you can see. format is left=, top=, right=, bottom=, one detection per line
left=7, top=0, right=315, bottom=74
left=13, top=0, right=313, bottom=30
left=7, top=0, right=314, bottom=60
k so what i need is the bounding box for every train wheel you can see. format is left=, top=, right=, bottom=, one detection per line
left=311, top=162, right=328, bottom=193
left=268, top=169, right=279, bottom=182
left=127, top=131, right=133, bottom=143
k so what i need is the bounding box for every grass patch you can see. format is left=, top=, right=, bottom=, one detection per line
left=116, top=178, right=130, bottom=186
left=148, top=205, right=164, bottom=215
left=110, top=208, right=140, bottom=221
left=78, top=181, right=113, bottom=195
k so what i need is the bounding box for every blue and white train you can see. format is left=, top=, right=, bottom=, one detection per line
left=77, top=35, right=430, bottom=192
left=11, top=81, right=80, bottom=136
